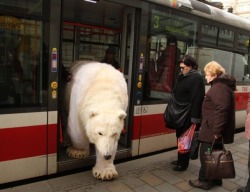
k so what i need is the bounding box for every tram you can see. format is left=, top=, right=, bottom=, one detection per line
left=1, top=0, right=250, bottom=184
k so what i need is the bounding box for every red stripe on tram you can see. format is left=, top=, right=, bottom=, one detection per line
left=0, top=124, right=57, bottom=161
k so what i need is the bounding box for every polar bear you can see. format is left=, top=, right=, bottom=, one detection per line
left=65, top=61, right=128, bottom=180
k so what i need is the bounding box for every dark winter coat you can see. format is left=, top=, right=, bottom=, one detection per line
left=198, top=74, right=236, bottom=144
left=173, top=69, right=205, bottom=137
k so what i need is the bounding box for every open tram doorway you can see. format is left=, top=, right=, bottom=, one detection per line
left=58, top=0, right=136, bottom=171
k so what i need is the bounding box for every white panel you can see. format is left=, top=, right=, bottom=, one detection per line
left=131, top=140, right=139, bottom=156
left=0, top=111, right=57, bottom=129
left=236, top=86, right=250, bottom=92
left=0, top=156, right=47, bottom=184
left=48, top=154, right=57, bottom=174
left=134, top=104, right=167, bottom=116
left=139, top=133, right=176, bottom=155
left=48, top=111, right=58, bottom=124
left=236, top=110, right=247, bottom=128
left=0, top=112, right=46, bottom=128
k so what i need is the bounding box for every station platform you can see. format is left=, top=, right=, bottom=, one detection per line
left=1, top=132, right=249, bottom=192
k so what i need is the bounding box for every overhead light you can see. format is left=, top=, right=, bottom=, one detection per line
left=84, top=0, right=99, bottom=3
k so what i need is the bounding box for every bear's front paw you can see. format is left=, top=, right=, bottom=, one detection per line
left=66, top=146, right=89, bottom=159
left=92, top=164, right=118, bottom=180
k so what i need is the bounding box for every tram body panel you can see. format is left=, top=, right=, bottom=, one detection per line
left=1, top=0, right=250, bottom=185
left=0, top=112, right=57, bottom=184
left=131, top=88, right=250, bottom=156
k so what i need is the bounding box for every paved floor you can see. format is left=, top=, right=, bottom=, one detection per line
left=1, top=132, right=249, bottom=192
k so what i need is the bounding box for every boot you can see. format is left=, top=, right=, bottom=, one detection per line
left=173, top=152, right=189, bottom=171
left=171, top=160, right=178, bottom=165
left=189, top=179, right=212, bottom=190
left=211, top=179, right=222, bottom=186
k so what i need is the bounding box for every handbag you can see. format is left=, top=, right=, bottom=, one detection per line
left=189, top=131, right=200, bottom=160
left=178, top=124, right=196, bottom=154
left=164, top=94, right=191, bottom=130
left=204, top=138, right=235, bottom=179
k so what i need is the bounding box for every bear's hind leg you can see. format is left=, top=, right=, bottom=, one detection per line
left=66, top=146, right=89, bottom=159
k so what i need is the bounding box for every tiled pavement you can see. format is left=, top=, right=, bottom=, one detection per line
left=1, top=132, right=249, bottom=192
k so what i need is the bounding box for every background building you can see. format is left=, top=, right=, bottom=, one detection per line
left=209, top=0, right=250, bottom=19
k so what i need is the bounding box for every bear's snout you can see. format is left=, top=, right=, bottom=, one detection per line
left=104, top=155, right=112, bottom=160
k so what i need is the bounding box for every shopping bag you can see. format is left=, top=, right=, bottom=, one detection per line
left=204, top=138, right=235, bottom=179
left=178, top=124, right=196, bottom=154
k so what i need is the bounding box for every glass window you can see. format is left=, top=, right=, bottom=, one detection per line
left=62, top=23, right=121, bottom=69
left=0, top=16, right=44, bottom=107
left=188, top=47, right=247, bottom=83
left=218, top=28, right=234, bottom=48
left=200, top=24, right=218, bottom=47
left=0, top=1, right=42, bottom=16
left=145, top=7, right=197, bottom=101
left=237, top=34, right=250, bottom=53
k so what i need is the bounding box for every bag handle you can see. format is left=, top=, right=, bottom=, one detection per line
left=209, top=137, right=226, bottom=154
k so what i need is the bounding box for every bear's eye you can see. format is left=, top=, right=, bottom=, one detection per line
left=99, top=132, right=103, bottom=136
left=112, top=133, right=117, bottom=137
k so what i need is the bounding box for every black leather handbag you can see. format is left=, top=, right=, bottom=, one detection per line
left=164, top=94, right=191, bottom=129
left=204, top=138, right=235, bottom=179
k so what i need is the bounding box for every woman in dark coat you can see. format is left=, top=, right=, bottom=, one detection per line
left=101, top=46, right=121, bottom=71
left=189, top=61, right=236, bottom=190
left=171, top=55, right=205, bottom=171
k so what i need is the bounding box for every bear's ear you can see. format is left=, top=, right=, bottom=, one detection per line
left=89, top=109, right=98, bottom=118
left=118, top=110, right=127, bottom=120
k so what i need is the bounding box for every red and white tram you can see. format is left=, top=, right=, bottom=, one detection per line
left=1, top=0, right=250, bottom=185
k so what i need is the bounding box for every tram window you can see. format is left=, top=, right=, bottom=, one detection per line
left=62, top=23, right=121, bottom=69
left=237, top=33, right=250, bottom=83
left=187, top=47, right=247, bottom=83
left=238, top=34, right=250, bottom=82
left=237, top=34, right=250, bottom=53
left=145, top=8, right=197, bottom=101
left=63, top=24, right=74, bottom=40
left=200, top=24, right=218, bottom=47
left=0, top=17, right=44, bottom=107
left=62, top=42, right=74, bottom=68
left=0, top=0, right=42, bottom=16
left=218, top=28, right=234, bottom=48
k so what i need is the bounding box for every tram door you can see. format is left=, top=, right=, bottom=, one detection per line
left=119, top=7, right=135, bottom=147
left=59, top=0, right=137, bottom=170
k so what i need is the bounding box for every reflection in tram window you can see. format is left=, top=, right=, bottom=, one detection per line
left=0, top=17, right=44, bottom=107
left=188, top=47, right=248, bottom=83
left=145, top=8, right=197, bottom=101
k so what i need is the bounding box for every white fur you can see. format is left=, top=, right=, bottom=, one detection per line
left=65, top=61, right=128, bottom=180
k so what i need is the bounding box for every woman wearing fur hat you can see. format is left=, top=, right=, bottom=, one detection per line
left=189, top=61, right=236, bottom=190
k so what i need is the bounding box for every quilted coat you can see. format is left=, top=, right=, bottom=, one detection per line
left=198, top=74, right=236, bottom=144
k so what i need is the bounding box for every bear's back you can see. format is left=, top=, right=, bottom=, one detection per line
left=67, top=61, right=128, bottom=112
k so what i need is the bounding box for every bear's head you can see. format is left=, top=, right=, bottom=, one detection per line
left=85, top=109, right=126, bottom=160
